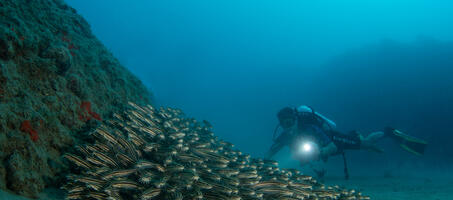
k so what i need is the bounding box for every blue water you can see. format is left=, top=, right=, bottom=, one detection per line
left=66, top=0, right=453, bottom=179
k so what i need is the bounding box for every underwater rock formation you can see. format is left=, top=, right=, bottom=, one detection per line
left=0, top=0, right=151, bottom=197
left=64, top=102, right=369, bottom=200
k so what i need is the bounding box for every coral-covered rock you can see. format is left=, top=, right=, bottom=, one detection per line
left=41, top=45, right=73, bottom=75
left=5, top=151, right=44, bottom=198
left=0, top=0, right=152, bottom=197
left=0, top=27, right=15, bottom=60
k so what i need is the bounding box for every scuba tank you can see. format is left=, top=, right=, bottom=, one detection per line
left=296, top=105, right=336, bottom=130
left=273, top=105, right=336, bottom=142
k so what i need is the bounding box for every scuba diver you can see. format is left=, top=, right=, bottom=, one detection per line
left=265, top=105, right=427, bottom=178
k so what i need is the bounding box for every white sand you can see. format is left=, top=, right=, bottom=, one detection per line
left=325, top=176, right=453, bottom=200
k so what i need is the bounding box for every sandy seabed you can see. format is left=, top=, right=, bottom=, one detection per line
left=1, top=176, right=451, bottom=200
left=326, top=176, right=452, bottom=200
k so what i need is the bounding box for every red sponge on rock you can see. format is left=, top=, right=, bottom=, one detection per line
left=20, top=120, right=38, bottom=142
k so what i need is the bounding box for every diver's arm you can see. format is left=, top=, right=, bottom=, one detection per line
left=265, top=128, right=293, bottom=159
left=265, top=141, right=285, bottom=159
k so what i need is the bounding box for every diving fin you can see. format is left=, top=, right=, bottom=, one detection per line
left=386, top=128, right=427, bottom=156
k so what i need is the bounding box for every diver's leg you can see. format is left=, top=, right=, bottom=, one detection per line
left=363, top=131, right=385, bottom=143
left=360, top=131, right=385, bottom=152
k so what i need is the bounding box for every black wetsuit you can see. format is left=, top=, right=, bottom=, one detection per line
left=297, top=109, right=362, bottom=152
left=267, top=108, right=362, bottom=159
left=328, top=130, right=362, bottom=153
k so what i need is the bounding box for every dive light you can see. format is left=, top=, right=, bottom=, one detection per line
left=298, top=140, right=319, bottom=158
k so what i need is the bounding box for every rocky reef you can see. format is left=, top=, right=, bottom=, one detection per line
left=63, top=102, right=369, bottom=200
left=0, top=0, right=151, bottom=197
